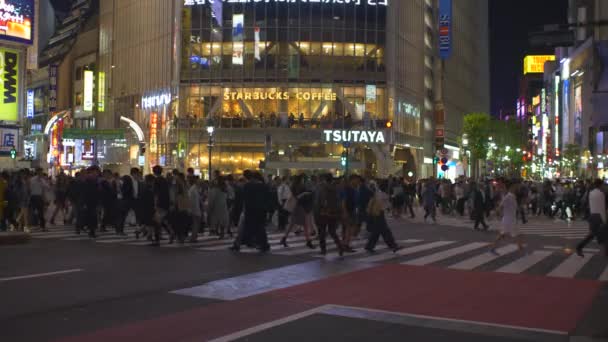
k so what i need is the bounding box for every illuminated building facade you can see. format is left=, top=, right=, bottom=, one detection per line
left=97, top=0, right=488, bottom=178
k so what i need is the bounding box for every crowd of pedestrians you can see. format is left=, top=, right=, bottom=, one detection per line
left=0, top=167, right=606, bottom=257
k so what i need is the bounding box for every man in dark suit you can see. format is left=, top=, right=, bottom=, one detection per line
left=471, top=181, right=489, bottom=231
left=231, top=170, right=270, bottom=253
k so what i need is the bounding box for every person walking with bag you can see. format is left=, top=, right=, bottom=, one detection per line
left=208, top=177, right=230, bottom=239
left=365, top=181, right=400, bottom=253
left=576, top=179, right=608, bottom=257
left=280, top=175, right=315, bottom=249
left=314, top=174, right=343, bottom=256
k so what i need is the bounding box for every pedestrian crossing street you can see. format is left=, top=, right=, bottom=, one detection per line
left=388, top=214, right=591, bottom=240
left=30, top=225, right=608, bottom=282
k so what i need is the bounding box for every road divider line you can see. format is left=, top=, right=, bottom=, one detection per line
left=0, top=269, right=83, bottom=282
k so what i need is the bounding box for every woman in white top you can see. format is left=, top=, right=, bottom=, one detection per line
left=489, top=183, right=525, bottom=254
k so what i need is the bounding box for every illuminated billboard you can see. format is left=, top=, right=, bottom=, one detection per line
left=523, top=55, right=555, bottom=74
left=0, top=0, right=34, bottom=44
left=83, top=70, right=94, bottom=111
left=0, top=47, right=19, bottom=121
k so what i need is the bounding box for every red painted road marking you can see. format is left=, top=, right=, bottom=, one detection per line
left=55, top=264, right=602, bottom=341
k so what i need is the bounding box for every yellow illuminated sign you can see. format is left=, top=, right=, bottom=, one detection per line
left=0, top=47, right=19, bottom=121
left=524, top=55, right=555, bottom=74
left=98, top=72, right=105, bottom=112
left=532, top=95, right=540, bottom=106
left=83, top=70, right=94, bottom=111
left=224, top=90, right=338, bottom=101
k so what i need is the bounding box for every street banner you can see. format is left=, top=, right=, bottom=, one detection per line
left=438, top=0, right=452, bottom=59
left=0, top=47, right=19, bottom=121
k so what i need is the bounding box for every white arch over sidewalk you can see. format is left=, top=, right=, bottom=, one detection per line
left=120, top=116, right=145, bottom=142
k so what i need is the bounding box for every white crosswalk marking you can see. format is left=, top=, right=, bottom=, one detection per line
left=449, top=244, right=519, bottom=270
left=275, top=240, right=368, bottom=256
left=317, top=239, right=423, bottom=260
left=395, top=216, right=590, bottom=239
left=547, top=254, right=592, bottom=278
left=402, top=242, right=488, bottom=266
left=358, top=241, right=455, bottom=263
left=495, top=251, right=553, bottom=274
left=96, top=237, right=140, bottom=244
left=25, top=224, right=608, bottom=281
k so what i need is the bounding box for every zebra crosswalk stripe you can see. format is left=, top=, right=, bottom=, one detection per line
left=495, top=250, right=553, bottom=274
left=358, top=240, right=455, bottom=263
left=547, top=254, right=592, bottom=278
left=274, top=240, right=368, bottom=256
left=402, top=242, right=488, bottom=266
left=317, top=239, right=423, bottom=260
left=449, top=244, right=520, bottom=270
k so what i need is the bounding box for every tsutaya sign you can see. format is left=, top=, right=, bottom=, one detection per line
left=185, top=0, right=388, bottom=6
left=324, top=130, right=386, bottom=144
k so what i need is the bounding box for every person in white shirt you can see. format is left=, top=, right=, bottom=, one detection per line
left=29, top=168, right=48, bottom=231
left=489, top=182, right=525, bottom=254
left=187, top=177, right=202, bottom=242
left=277, top=177, right=292, bottom=231
left=576, top=179, right=607, bottom=257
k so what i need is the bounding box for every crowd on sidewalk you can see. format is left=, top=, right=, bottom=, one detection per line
left=0, top=166, right=606, bottom=257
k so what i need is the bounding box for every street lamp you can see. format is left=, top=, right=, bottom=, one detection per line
left=206, top=117, right=215, bottom=181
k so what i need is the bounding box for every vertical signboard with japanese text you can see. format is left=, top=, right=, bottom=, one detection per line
left=438, top=0, right=452, bottom=59
left=26, top=88, right=34, bottom=118
left=0, top=47, right=19, bottom=121
left=49, top=64, right=58, bottom=113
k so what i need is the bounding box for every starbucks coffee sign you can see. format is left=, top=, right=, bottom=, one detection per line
left=323, top=130, right=386, bottom=144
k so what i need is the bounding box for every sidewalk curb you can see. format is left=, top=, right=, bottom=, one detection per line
left=0, top=232, right=31, bottom=245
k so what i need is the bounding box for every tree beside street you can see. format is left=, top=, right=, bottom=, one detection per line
left=462, top=113, right=491, bottom=177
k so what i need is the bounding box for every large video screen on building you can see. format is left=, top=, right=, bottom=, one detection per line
left=0, top=0, right=34, bottom=44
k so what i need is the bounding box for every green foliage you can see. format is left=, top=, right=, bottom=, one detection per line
left=462, top=113, right=491, bottom=160
left=562, top=144, right=581, bottom=173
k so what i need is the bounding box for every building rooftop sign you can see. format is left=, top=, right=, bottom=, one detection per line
left=523, top=55, right=555, bottom=75
left=184, top=0, right=388, bottom=7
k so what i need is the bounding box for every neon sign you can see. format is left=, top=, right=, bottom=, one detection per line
left=323, top=130, right=386, bottom=144
left=150, top=113, right=158, bottom=153
left=224, top=90, right=337, bottom=101
left=142, top=93, right=171, bottom=109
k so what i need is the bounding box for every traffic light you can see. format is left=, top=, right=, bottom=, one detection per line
left=385, top=120, right=393, bottom=128
left=433, top=156, right=440, bottom=164
left=438, top=156, right=449, bottom=171
left=9, top=148, right=16, bottom=159
left=341, top=151, right=348, bottom=167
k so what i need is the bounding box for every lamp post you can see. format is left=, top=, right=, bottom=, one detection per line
left=462, top=134, right=469, bottom=177
left=206, top=118, right=215, bottom=181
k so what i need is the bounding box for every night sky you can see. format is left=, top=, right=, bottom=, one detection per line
left=489, top=0, right=569, bottom=116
